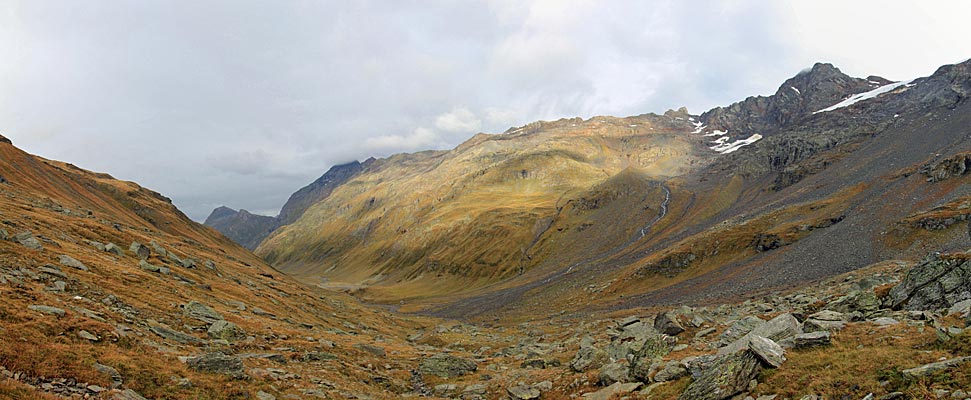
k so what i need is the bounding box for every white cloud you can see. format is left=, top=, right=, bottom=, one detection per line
left=434, top=107, right=482, bottom=133
left=364, top=127, right=442, bottom=152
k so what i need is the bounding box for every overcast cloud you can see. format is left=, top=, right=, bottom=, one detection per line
left=2, top=0, right=970, bottom=221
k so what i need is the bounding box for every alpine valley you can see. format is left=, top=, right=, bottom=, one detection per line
left=4, top=59, right=971, bottom=400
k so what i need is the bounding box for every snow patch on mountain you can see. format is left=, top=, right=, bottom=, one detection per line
left=710, top=134, right=763, bottom=154
left=814, top=79, right=914, bottom=114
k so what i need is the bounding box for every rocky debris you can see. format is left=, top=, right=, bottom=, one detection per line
left=582, top=382, right=642, bottom=400
left=679, top=351, right=761, bottom=400
left=418, top=354, right=477, bottom=378
left=570, top=341, right=609, bottom=372
left=888, top=253, right=971, bottom=311
left=920, top=152, right=971, bottom=183
left=654, top=311, right=685, bottom=336
left=183, top=301, right=223, bottom=324
left=129, top=241, right=150, bottom=260
left=186, top=352, right=246, bottom=379
left=748, top=335, right=786, bottom=368
left=507, top=384, right=541, bottom=399
left=794, top=331, right=831, bottom=348
left=15, top=231, right=43, bottom=250
left=598, top=362, right=631, bottom=385
left=93, top=363, right=124, bottom=389
left=58, top=254, right=88, bottom=271
left=901, top=356, right=971, bottom=378
left=871, top=317, right=898, bottom=326
left=104, top=242, right=124, bottom=256
left=149, top=323, right=205, bottom=344
left=207, top=320, right=246, bottom=341
left=28, top=304, right=65, bottom=317
left=410, top=369, right=432, bottom=396
left=78, top=330, right=99, bottom=342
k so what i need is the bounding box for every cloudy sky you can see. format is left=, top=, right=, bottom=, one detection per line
left=2, top=1, right=970, bottom=221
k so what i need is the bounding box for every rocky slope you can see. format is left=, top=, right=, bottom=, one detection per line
left=244, top=59, right=971, bottom=322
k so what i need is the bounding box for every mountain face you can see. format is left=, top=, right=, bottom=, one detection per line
left=247, top=59, right=971, bottom=321
left=203, top=161, right=368, bottom=249
left=203, top=206, right=281, bottom=250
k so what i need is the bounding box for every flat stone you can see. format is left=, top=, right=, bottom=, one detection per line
left=582, top=382, right=643, bottom=400
left=507, top=385, right=541, bottom=399
left=58, top=255, right=88, bottom=271
left=207, top=320, right=246, bottom=342
left=794, top=331, right=831, bottom=348
left=183, top=301, right=223, bottom=324
left=112, top=389, right=149, bottom=400
left=871, top=317, right=899, bottom=326
left=748, top=335, right=786, bottom=368
left=902, top=356, right=971, bottom=378
left=149, top=324, right=205, bottom=344
left=418, top=354, right=477, bottom=378
left=28, top=305, right=65, bottom=317
left=78, top=330, right=99, bottom=342
left=186, top=352, right=246, bottom=379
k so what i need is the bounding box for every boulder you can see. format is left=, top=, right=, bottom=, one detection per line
left=629, top=334, right=676, bottom=381
left=186, top=352, right=246, bottom=379
left=719, top=313, right=801, bottom=355
left=718, top=316, right=765, bottom=345
left=901, top=356, right=971, bottom=378
left=148, top=241, right=168, bottom=257
left=207, top=320, right=246, bottom=341
left=104, top=243, right=124, bottom=256
left=58, top=255, right=89, bottom=271
left=598, top=362, right=631, bottom=386
left=28, top=305, right=65, bottom=317
left=149, top=324, right=205, bottom=344
left=507, top=385, right=541, bottom=399
left=581, top=382, right=642, bottom=400
left=652, top=360, right=688, bottom=382
left=794, top=331, right=831, bottom=348
left=93, top=363, right=123, bottom=389
left=16, top=232, right=42, bottom=250
left=418, top=354, right=477, bottom=378
left=112, top=389, right=149, bottom=400
left=183, top=301, right=223, bottom=324
left=748, top=335, right=786, bottom=368
left=679, top=351, right=761, bottom=400
left=888, top=253, right=971, bottom=311
left=571, top=345, right=609, bottom=372
left=129, top=242, right=150, bottom=260
left=654, top=311, right=685, bottom=336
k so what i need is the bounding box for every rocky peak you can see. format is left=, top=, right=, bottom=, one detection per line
left=278, top=160, right=367, bottom=224
left=701, top=62, right=876, bottom=138
left=204, top=206, right=238, bottom=225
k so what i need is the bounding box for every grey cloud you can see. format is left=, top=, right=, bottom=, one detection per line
left=1, top=0, right=969, bottom=221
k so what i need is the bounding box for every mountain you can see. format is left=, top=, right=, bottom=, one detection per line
left=0, top=136, right=491, bottom=399
left=203, top=161, right=368, bottom=249
left=202, top=206, right=280, bottom=250
left=248, top=59, right=971, bottom=321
